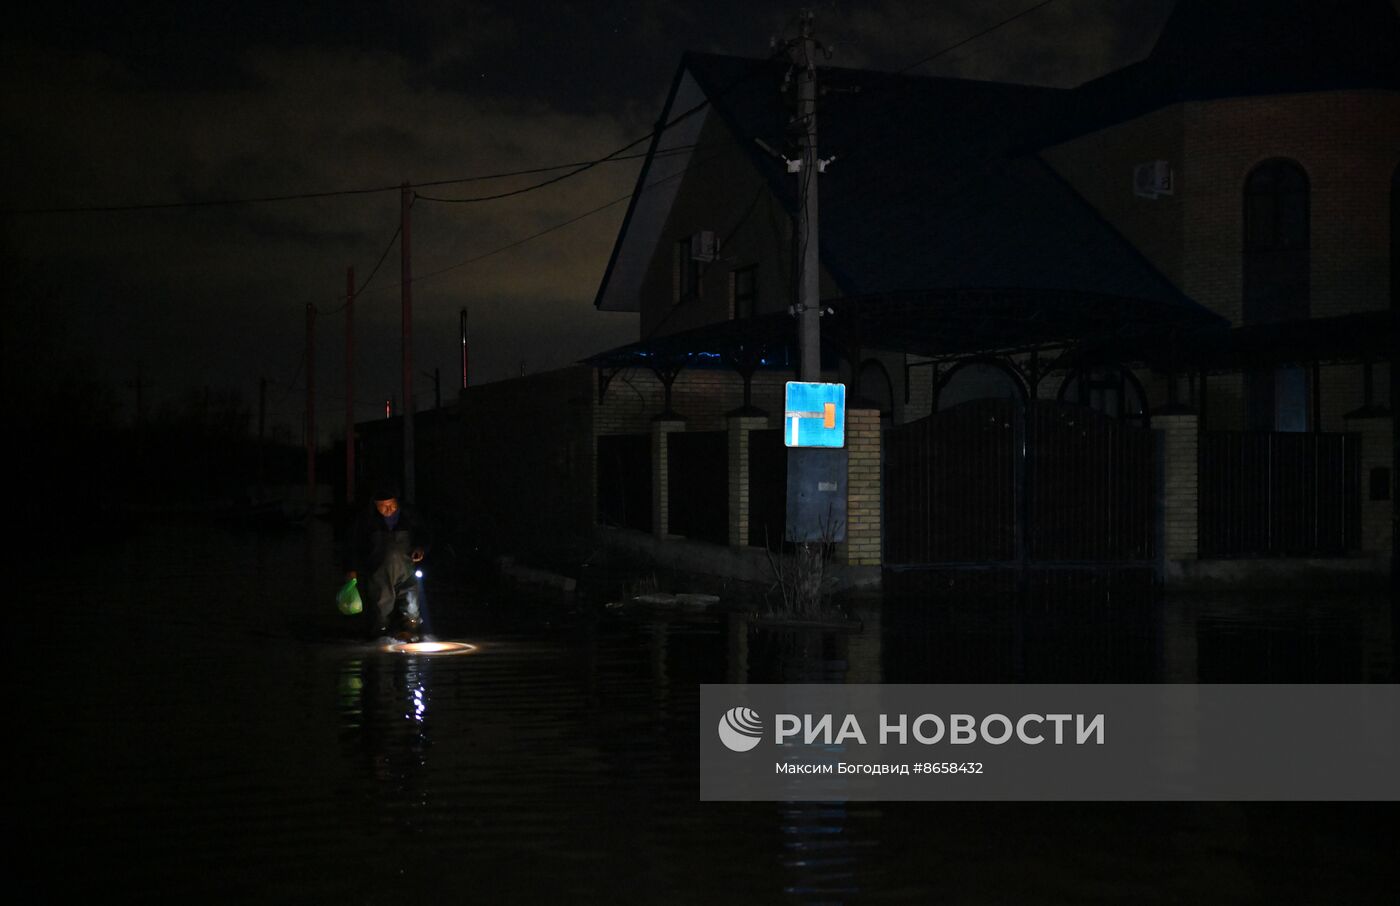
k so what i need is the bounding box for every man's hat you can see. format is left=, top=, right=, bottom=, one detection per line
left=371, top=480, right=400, bottom=502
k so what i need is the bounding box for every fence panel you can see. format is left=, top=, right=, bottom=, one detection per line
left=667, top=430, right=728, bottom=544
left=1199, top=431, right=1359, bottom=557
left=596, top=433, right=651, bottom=533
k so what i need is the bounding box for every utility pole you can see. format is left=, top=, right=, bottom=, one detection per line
left=782, top=12, right=844, bottom=564
left=258, top=376, right=267, bottom=488
left=401, top=182, right=416, bottom=504
left=423, top=367, right=440, bottom=410
left=345, top=265, right=355, bottom=504
left=793, top=10, right=822, bottom=381
left=305, top=303, right=316, bottom=507
left=128, top=360, right=147, bottom=471
left=132, top=361, right=146, bottom=430
left=460, top=307, right=469, bottom=391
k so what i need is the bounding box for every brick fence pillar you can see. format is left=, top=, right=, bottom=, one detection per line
left=651, top=418, right=685, bottom=538
left=1343, top=412, right=1393, bottom=555
left=727, top=414, right=769, bottom=547
left=1157, top=412, right=1199, bottom=562
left=839, top=408, right=882, bottom=566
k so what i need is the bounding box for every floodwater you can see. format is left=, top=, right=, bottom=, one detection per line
left=15, top=520, right=1398, bottom=903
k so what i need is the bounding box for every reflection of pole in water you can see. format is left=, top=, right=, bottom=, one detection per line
left=844, top=603, right=882, bottom=683
left=778, top=802, right=862, bottom=902
left=725, top=612, right=749, bottom=684
left=1162, top=595, right=1200, bottom=683
left=766, top=624, right=868, bottom=903
left=646, top=619, right=669, bottom=697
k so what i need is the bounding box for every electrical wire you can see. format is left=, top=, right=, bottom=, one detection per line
left=361, top=143, right=748, bottom=293
left=315, top=221, right=403, bottom=316
left=412, top=145, right=697, bottom=204
left=1, top=148, right=688, bottom=216
left=809, top=0, right=1063, bottom=150
left=888, top=0, right=1059, bottom=79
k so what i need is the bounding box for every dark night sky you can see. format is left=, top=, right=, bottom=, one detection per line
left=3, top=0, right=1187, bottom=440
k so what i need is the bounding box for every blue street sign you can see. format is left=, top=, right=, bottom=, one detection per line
left=784, top=382, right=845, bottom=448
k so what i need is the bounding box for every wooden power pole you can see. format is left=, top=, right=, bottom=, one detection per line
left=305, top=303, right=316, bottom=507
left=345, top=265, right=355, bottom=503
left=401, top=183, right=416, bottom=504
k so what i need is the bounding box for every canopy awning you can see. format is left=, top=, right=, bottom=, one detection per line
left=585, top=287, right=1230, bottom=370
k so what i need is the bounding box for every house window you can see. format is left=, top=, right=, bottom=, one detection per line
left=1243, top=159, right=1309, bottom=323
left=1245, top=366, right=1310, bottom=432
left=1243, top=159, right=1310, bottom=431
left=732, top=265, right=757, bottom=319
left=675, top=239, right=698, bottom=304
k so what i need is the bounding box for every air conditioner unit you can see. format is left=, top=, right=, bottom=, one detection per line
left=689, top=230, right=718, bottom=262
left=1133, top=160, right=1173, bottom=198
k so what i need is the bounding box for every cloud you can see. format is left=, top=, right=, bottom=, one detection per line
left=1, top=0, right=1174, bottom=436
left=2, top=40, right=642, bottom=431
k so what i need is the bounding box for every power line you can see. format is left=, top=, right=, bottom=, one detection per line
left=368, top=144, right=747, bottom=293
left=1, top=148, right=683, bottom=216
left=413, top=145, right=697, bottom=204
left=810, top=0, right=1062, bottom=134
left=891, top=0, right=1059, bottom=79
left=316, top=221, right=403, bottom=316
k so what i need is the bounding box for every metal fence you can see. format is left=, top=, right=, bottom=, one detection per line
left=748, top=429, right=787, bottom=549
left=597, top=433, right=651, bottom=533
left=1198, top=431, right=1360, bottom=557
left=885, top=399, right=1155, bottom=567
left=667, top=430, right=728, bottom=544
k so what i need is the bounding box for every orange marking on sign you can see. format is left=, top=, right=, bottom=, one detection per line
left=823, top=402, right=836, bottom=429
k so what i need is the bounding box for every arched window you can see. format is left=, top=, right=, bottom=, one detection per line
left=1243, top=159, right=1310, bottom=430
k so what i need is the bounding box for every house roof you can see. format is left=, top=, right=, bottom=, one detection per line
left=1041, top=0, right=1400, bottom=146
left=595, top=51, right=1216, bottom=324
left=586, top=1, right=1396, bottom=375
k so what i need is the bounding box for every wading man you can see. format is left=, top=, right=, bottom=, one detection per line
left=344, top=484, right=431, bottom=641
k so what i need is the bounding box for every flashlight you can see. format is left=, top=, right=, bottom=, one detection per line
left=415, top=569, right=423, bottom=579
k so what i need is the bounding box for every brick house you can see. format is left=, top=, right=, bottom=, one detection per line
left=377, top=0, right=1395, bottom=586
left=571, top=0, right=1398, bottom=586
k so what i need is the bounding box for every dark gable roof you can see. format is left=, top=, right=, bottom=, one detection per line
left=682, top=51, right=1210, bottom=319
left=1044, top=0, right=1400, bottom=145
left=1151, top=0, right=1400, bottom=97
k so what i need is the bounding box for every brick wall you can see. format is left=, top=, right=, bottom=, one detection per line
left=726, top=414, right=768, bottom=546
left=1345, top=415, right=1394, bottom=555
left=839, top=408, right=883, bottom=566
left=1157, top=413, right=1199, bottom=561
left=1044, top=91, right=1399, bottom=429
left=651, top=418, right=684, bottom=536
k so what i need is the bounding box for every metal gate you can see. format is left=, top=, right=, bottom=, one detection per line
left=1198, top=431, right=1360, bottom=557
left=885, top=398, right=1155, bottom=568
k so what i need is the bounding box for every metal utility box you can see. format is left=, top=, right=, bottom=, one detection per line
left=785, top=447, right=848, bottom=542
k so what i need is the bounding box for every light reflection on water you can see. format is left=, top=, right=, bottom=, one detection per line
left=14, top=520, right=1399, bottom=902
